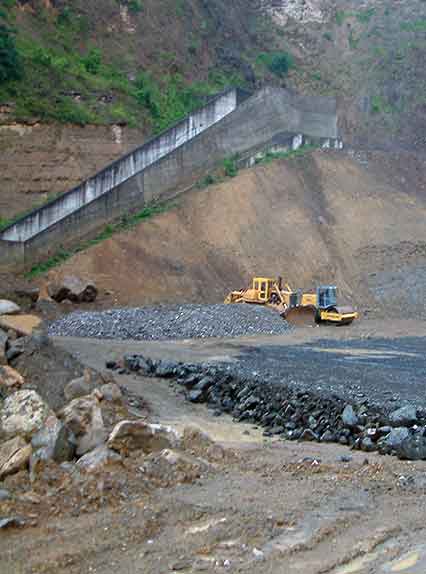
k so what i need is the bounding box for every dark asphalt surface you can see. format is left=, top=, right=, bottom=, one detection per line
left=231, top=336, right=426, bottom=412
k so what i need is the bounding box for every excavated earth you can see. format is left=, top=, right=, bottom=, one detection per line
left=2, top=321, right=426, bottom=574
left=43, top=149, right=426, bottom=321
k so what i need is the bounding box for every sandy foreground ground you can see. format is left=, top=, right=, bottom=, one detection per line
left=2, top=319, right=426, bottom=574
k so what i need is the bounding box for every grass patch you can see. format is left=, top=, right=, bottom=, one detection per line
left=256, top=51, right=295, bottom=78
left=255, top=144, right=319, bottom=166
left=335, top=11, right=347, bottom=26
left=356, top=8, right=375, bottom=24
left=371, top=95, right=392, bottom=115
left=26, top=201, right=175, bottom=278
left=0, top=4, right=246, bottom=130
left=401, top=19, right=426, bottom=33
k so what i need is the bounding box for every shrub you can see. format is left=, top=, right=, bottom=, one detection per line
left=223, top=156, right=238, bottom=178
left=82, top=48, right=102, bottom=75
left=0, top=22, right=21, bottom=83
left=128, top=0, right=143, bottom=13
left=257, top=51, right=295, bottom=78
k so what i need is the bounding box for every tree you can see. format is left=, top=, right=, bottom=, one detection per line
left=0, top=21, right=21, bottom=83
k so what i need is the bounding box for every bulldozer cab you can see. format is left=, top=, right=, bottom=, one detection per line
left=317, top=285, right=337, bottom=309
left=252, top=277, right=274, bottom=302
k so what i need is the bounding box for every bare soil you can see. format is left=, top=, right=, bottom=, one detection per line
left=42, top=150, right=426, bottom=320
left=3, top=320, right=426, bottom=574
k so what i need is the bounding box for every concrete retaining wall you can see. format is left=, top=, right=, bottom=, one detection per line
left=0, top=86, right=340, bottom=269
left=1, top=89, right=239, bottom=244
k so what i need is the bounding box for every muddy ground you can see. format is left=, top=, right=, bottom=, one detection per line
left=1, top=319, right=426, bottom=574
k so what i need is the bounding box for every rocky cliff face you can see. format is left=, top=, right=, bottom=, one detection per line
left=262, top=0, right=330, bottom=25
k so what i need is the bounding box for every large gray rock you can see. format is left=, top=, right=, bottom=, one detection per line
left=48, top=276, right=97, bottom=303
left=0, top=366, right=24, bottom=390
left=341, top=405, right=359, bottom=428
left=31, top=414, right=75, bottom=463
left=142, top=449, right=210, bottom=482
left=98, top=383, right=123, bottom=403
left=5, top=338, right=25, bottom=363
left=389, top=405, right=418, bottom=427
left=0, top=300, right=20, bottom=316
left=76, top=445, right=121, bottom=473
left=0, top=436, right=32, bottom=479
left=397, top=436, right=426, bottom=460
left=59, top=395, right=106, bottom=456
left=108, top=420, right=180, bottom=454
left=381, top=427, right=410, bottom=450
left=0, top=329, right=7, bottom=366
left=64, top=376, right=93, bottom=402
left=0, top=390, right=53, bottom=441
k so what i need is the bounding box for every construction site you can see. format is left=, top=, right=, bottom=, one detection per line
left=1, top=0, right=426, bottom=572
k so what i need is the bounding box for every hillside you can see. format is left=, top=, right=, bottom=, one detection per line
left=42, top=149, right=426, bottom=318
left=2, top=0, right=426, bottom=222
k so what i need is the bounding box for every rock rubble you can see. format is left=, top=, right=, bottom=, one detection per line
left=48, top=304, right=292, bottom=341
left=120, top=353, right=426, bottom=460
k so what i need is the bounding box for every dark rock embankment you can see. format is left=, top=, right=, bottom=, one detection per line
left=116, top=354, right=426, bottom=461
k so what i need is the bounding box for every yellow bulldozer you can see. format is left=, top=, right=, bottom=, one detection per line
left=224, top=277, right=358, bottom=326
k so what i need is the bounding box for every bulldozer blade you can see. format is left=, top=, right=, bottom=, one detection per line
left=284, top=306, right=317, bottom=326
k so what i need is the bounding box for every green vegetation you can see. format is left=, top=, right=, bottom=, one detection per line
left=356, top=8, right=375, bottom=24
left=349, top=29, right=360, bottom=50
left=336, top=8, right=375, bottom=27
left=255, top=144, right=319, bottom=166
left=223, top=156, right=239, bottom=178
left=127, top=0, right=143, bottom=13
left=0, top=3, right=245, bottom=130
left=401, top=19, right=426, bottom=33
left=335, top=11, right=346, bottom=26
left=371, top=95, right=392, bottom=115
left=197, top=173, right=218, bottom=189
left=26, top=201, right=175, bottom=278
left=257, top=51, right=295, bottom=78
left=0, top=6, right=21, bottom=83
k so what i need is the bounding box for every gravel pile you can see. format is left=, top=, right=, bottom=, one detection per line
left=49, top=304, right=291, bottom=341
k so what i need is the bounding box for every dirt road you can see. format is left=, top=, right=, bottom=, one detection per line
left=1, top=320, right=424, bottom=573
left=55, top=318, right=426, bottom=411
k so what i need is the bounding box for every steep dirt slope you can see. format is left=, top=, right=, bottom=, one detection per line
left=44, top=150, right=426, bottom=317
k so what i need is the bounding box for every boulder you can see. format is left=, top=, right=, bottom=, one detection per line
left=0, top=329, right=7, bottom=366
left=5, top=338, right=25, bottom=362
left=59, top=395, right=106, bottom=456
left=0, top=315, right=42, bottom=337
left=76, top=445, right=121, bottom=473
left=0, top=436, right=32, bottom=479
left=31, top=414, right=75, bottom=463
left=341, top=405, right=359, bottom=428
left=64, top=371, right=93, bottom=402
left=320, top=430, right=335, bottom=443
left=0, top=300, right=20, bottom=316
left=0, top=390, right=53, bottom=440
left=0, top=366, right=24, bottom=390
left=388, top=405, right=418, bottom=427
left=300, top=429, right=319, bottom=441
left=98, top=383, right=123, bottom=403
left=188, top=389, right=204, bottom=403
left=379, top=427, right=410, bottom=451
left=142, top=449, right=210, bottom=483
left=108, top=420, right=180, bottom=454
left=396, top=436, right=426, bottom=461
left=47, top=276, right=97, bottom=303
